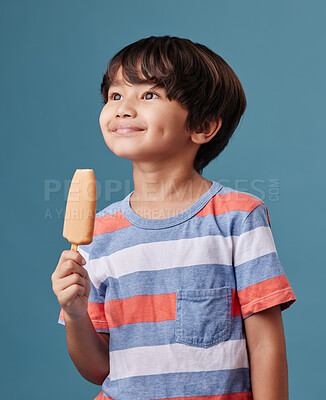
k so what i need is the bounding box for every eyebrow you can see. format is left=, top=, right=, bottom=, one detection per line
left=109, top=79, right=162, bottom=91
left=109, top=79, right=130, bottom=88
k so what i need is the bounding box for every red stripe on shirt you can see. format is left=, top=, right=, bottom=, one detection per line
left=59, top=302, right=109, bottom=330
left=60, top=289, right=241, bottom=330
left=231, top=288, right=241, bottom=317
left=238, top=275, right=297, bottom=318
left=93, top=210, right=132, bottom=236
left=104, top=293, right=177, bottom=328
left=94, top=391, right=113, bottom=400
left=97, top=392, right=252, bottom=400
left=104, top=290, right=242, bottom=328
left=196, top=192, right=264, bottom=218
left=93, top=192, right=263, bottom=236
left=104, top=289, right=241, bottom=328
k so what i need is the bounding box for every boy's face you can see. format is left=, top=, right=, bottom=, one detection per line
left=99, top=68, right=200, bottom=166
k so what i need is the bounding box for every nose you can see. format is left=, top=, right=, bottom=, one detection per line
left=116, top=99, right=137, bottom=118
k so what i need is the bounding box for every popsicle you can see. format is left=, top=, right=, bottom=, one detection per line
left=63, top=169, right=97, bottom=252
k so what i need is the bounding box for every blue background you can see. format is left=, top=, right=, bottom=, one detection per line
left=1, top=0, right=325, bottom=398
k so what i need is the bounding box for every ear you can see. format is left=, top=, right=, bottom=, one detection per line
left=191, top=117, right=222, bottom=145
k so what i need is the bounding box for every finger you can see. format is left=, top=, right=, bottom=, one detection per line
left=56, top=259, right=88, bottom=280
left=58, top=250, right=87, bottom=268
left=54, top=273, right=86, bottom=293
left=59, top=284, right=86, bottom=306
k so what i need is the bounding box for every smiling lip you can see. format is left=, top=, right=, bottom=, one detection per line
left=111, top=125, right=145, bottom=134
left=114, top=127, right=144, bottom=134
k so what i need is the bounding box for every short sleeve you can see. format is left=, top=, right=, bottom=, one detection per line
left=58, top=246, right=109, bottom=332
left=232, top=203, right=296, bottom=319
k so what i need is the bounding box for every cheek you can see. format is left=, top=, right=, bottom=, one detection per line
left=99, top=105, right=111, bottom=131
left=100, top=109, right=107, bottom=129
left=99, top=109, right=105, bottom=131
left=144, top=110, right=163, bottom=130
left=159, top=111, right=187, bottom=134
left=149, top=107, right=185, bottom=133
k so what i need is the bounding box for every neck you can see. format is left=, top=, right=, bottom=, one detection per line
left=130, top=160, right=211, bottom=204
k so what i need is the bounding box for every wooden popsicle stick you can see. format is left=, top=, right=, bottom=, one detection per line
left=71, top=243, right=78, bottom=252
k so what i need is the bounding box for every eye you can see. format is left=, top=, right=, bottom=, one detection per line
left=109, top=93, right=121, bottom=101
left=108, top=91, right=160, bottom=101
left=143, top=92, right=160, bottom=100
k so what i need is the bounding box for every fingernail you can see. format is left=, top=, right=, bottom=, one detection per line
left=81, top=258, right=86, bottom=265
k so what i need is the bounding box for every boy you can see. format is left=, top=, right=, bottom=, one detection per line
left=52, top=36, right=296, bottom=400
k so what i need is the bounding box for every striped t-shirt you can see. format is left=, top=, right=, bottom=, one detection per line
left=59, top=180, right=296, bottom=400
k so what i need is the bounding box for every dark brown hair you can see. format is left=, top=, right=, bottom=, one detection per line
left=100, top=35, right=247, bottom=175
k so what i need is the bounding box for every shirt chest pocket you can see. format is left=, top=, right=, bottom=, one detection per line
left=175, top=287, right=232, bottom=348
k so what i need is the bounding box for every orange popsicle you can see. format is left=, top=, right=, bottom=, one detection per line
left=63, top=169, right=97, bottom=251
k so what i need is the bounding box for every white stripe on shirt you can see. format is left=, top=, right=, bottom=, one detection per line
left=108, top=339, right=249, bottom=381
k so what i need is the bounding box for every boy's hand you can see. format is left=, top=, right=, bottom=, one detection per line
left=51, top=250, right=91, bottom=320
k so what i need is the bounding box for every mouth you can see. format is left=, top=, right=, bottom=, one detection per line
left=114, top=127, right=145, bottom=134
left=110, top=125, right=146, bottom=136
